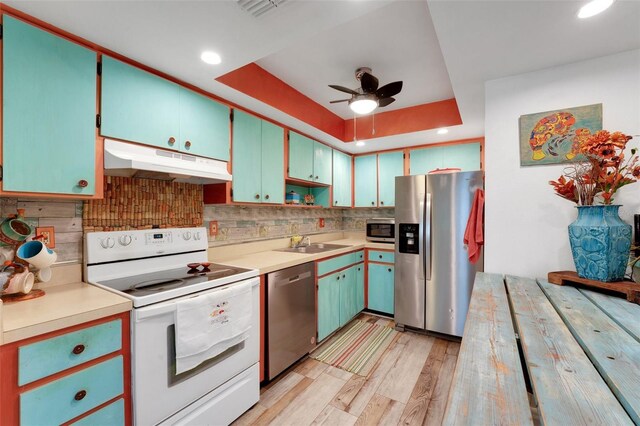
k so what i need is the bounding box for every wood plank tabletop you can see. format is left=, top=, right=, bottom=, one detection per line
left=580, top=289, right=640, bottom=343
left=442, top=273, right=533, bottom=426
left=539, top=280, right=640, bottom=424
left=505, top=276, right=632, bottom=425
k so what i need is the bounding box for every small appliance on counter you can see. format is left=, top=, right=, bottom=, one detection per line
left=285, top=190, right=301, bottom=205
left=366, top=218, right=395, bottom=243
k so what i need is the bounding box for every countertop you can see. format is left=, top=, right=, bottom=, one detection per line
left=212, top=238, right=394, bottom=275
left=1, top=282, right=132, bottom=345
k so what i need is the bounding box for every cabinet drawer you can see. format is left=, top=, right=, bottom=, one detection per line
left=20, top=356, right=124, bottom=426
left=19, top=320, right=122, bottom=386
left=317, top=252, right=356, bottom=276
left=72, top=398, right=125, bottom=425
left=368, top=250, right=394, bottom=264
left=355, top=250, right=365, bottom=263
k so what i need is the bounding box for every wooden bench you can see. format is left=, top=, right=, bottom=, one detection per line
left=443, top=272, right=636, bottom=425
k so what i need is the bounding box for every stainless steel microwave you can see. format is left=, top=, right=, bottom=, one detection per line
left=366, top=218, right=395, bottom=243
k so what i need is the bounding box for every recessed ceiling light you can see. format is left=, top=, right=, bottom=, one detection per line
left=437, top=128, right=449, bottom=135
left=200, top=51, right=222, bottom=65
left=356, top=141, right=365, bottom=147
left=578, top=0, right=615, bottom=18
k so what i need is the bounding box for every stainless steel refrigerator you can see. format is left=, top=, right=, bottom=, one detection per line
left=394, top=171, right=483, bottom=337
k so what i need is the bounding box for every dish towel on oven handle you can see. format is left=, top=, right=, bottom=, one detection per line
left=174, top=280, right=253, bottom=375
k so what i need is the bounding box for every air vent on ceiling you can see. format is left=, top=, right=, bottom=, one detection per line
left=237, top=0, right=287, bottom=17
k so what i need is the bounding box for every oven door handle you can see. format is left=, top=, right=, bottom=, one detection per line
left=134, top=278, right=259, bottom=321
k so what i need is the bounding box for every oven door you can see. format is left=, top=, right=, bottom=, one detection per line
left=131, top=277, right=259, bottom=426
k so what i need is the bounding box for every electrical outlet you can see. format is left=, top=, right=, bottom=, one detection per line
left=319, top=218, right=325, bottom=228
left=36, top=226, right=56, bottom=248
left=209, top=221, right=218, bottom=237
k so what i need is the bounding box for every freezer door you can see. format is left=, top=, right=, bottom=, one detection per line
left=425, top=171, right=484, bottom=337
left=394, top=175, right=426, bottom=329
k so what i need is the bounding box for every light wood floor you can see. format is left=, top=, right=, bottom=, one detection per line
left=235, top=314, right=460, bottom=426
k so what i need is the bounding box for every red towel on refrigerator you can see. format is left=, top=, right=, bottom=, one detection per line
left=464, top=189, right=484, bottom=264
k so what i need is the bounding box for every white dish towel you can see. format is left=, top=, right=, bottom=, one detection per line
left=174, top=280, right=253, bottom=375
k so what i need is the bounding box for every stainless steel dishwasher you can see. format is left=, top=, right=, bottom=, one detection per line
left=267, top=262, right=316, bottom=380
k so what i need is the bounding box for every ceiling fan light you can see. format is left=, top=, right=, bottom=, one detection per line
left=349, top=97, right=378, bottom=115
left=578, top=0, right=615, bottom=18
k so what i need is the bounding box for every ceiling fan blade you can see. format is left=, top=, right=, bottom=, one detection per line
left=328, top=85, right=359, bottom=95
left=378, top=97, right=396, bottom=107
left=376, top=81, right=403, bottom=99
left=330, top=99, right=350, bottom=104
left=360, top=72, right=379, bottom=93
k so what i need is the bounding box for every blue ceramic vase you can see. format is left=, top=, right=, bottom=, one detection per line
left=568, top=205, right=632, bottom=282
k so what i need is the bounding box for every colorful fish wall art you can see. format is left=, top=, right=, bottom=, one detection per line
left=519, top=104, right=603, bottom=166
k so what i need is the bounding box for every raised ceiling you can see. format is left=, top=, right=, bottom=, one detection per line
left=5, top=0, right=640, bottom=153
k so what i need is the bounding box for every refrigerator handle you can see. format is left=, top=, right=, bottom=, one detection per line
left=424, top=192, right=432, bottom=281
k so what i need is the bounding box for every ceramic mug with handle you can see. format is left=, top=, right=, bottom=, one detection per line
left=0, top=212, right=33, bottom=246
left=0, top=263, right=34, bottom=295
left=17, top=241, right=57, bottom=270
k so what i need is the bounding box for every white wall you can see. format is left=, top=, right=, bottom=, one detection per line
left=485, top=49, right=640, bottom=279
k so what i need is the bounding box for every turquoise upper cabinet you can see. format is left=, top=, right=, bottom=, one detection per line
left=354, top=155, right=378, bottom=207
left=3, top=16, right=97, bottom=195
left=260, top=120, right=285, bottom=203
left=178, top=87, right=230, bottom=160
left=288, top=131, right=332, bottom=184
left=101, top=56, right=179, bottom=150
left=313, top=142, right=332, bottom=185
left=378, top=152, right=404, bottom=207
left=101, top=56, right=230, bottom=160
left=288, top=131, right=314, bottom=181
left=332, top=150, right=352, bottom=207
left=232, top=110, right=283, bottom=203
left=410, top=143, right=481, bottom=174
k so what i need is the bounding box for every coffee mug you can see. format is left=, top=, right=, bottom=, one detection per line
left=17, top=241, right=57, bottom=270
left=0, top=216, right=33, bottom=246
left=0, top=264, right=34, bottom=295
left=36, top=267, right=52, bottom=283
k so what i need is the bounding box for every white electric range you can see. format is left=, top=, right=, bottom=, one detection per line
left=85, top=227, right=260, bottom=425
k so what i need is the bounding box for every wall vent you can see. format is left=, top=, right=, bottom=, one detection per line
left=237, top=0, right=287, bottom=18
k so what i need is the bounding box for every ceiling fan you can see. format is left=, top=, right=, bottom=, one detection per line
left=329, top=67, right=403, bottom=115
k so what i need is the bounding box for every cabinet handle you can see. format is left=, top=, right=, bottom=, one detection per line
left=74, top=390, right=87, bottom=401
left=315, top=175, right=319, bottom=180
left=334, top=200, right=338, bottom=205
left=254, top=194, right=260, bottom=200
left=379, top=255, right=383, bottom=259
left=358, top=267, right=361, bottom=271
left=371, top=201, right=375, bottom=206
left=337, top=275, right=340, bottom=280
left=72, top=344, right=85, bottom=355
left=342, top=274, right=346, bottom=279
left=168, top=136, right=176, bottom=145
left=388, top=268, right=392, bottom=272
left=381, top=201, right=385, bottom=206
left=309, top=174, right=313, bottom=179
left=185, top=141, right=192, bottom=148
left=78, top=180, right=88, bottom=188
left=265, top=194, right=270, bottom=200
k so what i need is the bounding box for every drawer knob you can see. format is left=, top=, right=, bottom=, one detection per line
left=254, top=194, right=260, bottom=200
left=77, top=180, right=88, bottom=188
left=265, top=194, right=270, bottom=200
left=185, top=141, right=192, bottom=148
left=74, top=390, right=87, bottom=401
left=381, top=201, right=385, bottom=206
left=72, top=344, right=85, bottom=355
left=168, top=136, right=176, bottom=145
left=379, top=255, right=383, bottom=259
left=388, top=268, right=392, bottom=272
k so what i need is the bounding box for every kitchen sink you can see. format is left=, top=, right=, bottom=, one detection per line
left=275, top=243, right=349, bottom=254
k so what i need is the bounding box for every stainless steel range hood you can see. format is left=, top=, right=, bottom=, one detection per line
left=104, top=139, right=232, bottom=184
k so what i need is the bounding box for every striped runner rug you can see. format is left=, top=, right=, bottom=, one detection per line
left=310, top=320, right=398, bottom=376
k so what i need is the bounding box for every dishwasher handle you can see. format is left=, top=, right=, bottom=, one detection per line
left=274, top=271, right=312, bottom=287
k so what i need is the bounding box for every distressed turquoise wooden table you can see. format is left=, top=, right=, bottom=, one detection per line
left=444, top=273, right=640, bottom=425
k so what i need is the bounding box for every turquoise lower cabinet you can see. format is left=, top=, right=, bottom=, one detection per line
left=339, top=266, right=357, bottom=327
left=378, top=151, right=404, bottom=207
left=355, top=263, right=365, bottom=312
left=318, top=274, right=341, bottom=341
left=20, top=356, right=124, bottom=426
left=72, top=398, right=125, bottom=426
left=317, top=252, right=357, bottom=276
left=3, top=16, right=97, bottom=195
left=410, top=143, right=481, bottom=174
left=368, top=264, right=395, bottom=315
left=355, top=155, right=378, bottom=207
left=332, top=150, right=352, bottom=207
left=368, top=250, right=395, bottom=264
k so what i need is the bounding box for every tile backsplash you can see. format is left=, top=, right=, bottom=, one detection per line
left=0, top=198, right=83, bottom=263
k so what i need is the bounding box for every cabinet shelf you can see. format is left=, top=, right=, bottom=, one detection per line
left=285, top=177, right=330, bottom=188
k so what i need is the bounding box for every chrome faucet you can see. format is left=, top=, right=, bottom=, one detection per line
left=291, top=235, right=311, bottom=248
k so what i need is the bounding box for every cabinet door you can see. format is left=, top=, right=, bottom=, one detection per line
left=3, top=16, right=97, bottom=195
left=409, top=146, right=443, bottom=175
left=442, top=143, right=481, bottom=170
left=313, top=142, right=333, bottom=185
left=367, top=264, right=394, bottom=315
left=378, top=151, right=404, bottom=207
left=332, top=150, right=352, bottom=207
left=101, top=56, right=180, bottom=150
left=354, top=155, right=378, bottom=207
left=318, top=274, right=340, bottom=341
left=288, top=131, right=314, bottom=181
left=261, top=120, right=285, bottom=204
left=231, top=111, right=262, bottom=203
left=178, top=87, right=230, bottom=160
left=339, top=267, right=356, bottom=327
left=355, top=263, right=365, bottom=312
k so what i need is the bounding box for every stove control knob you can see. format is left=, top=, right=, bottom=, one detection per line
left=107, top=237, right=116, bottom=248
left=119, top=235, right=132, bottom=246
left=99, top=238, right=109, bottom=249
left=183, top=231, right=192, bottom=241
left=194, top=232, right=201, bottom=241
